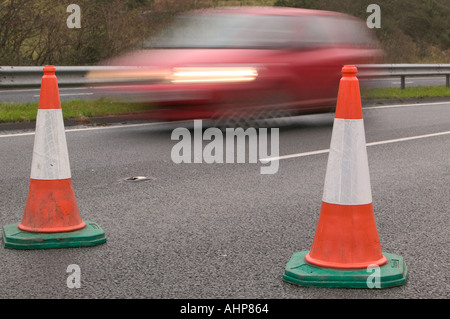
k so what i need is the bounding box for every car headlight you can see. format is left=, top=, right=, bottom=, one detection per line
left=169, top=67, right=258, bottom=84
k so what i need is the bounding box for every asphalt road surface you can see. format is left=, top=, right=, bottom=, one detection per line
left=0, top=99, right=449, bottom=303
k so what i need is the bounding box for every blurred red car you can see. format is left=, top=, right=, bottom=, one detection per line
left=87, top=6, right=384, bottom=121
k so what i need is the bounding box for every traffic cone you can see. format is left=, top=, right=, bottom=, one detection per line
left=2, top=65, right=106, bottom=249
left=283, top=65, right=407, bottom=288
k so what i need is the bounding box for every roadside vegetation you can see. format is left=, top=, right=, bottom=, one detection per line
left=1, top=0, right=449, bottom=65
left=273, top=0, right=450, bottom=63
left=0, top=98, right=150, bottom=123
left=361, top=85, right=450, bottom=100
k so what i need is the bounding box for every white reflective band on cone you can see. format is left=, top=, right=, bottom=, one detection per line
left=322, top=118, right=372, bottom=205
left=30, top=109, right=71, bottom=180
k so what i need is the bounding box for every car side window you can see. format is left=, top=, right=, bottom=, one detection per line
left=231, top=15, right=296, bottom=48
left=295, top=15, right=376, bottom=47
left=295, top=16, right=332, bottom=47
left=322, top=16, right=377, bottom=46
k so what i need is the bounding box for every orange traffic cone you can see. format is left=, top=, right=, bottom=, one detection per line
left=2, top=65, right=106, bottom=249
left=283, top=65, right=407, bottom=288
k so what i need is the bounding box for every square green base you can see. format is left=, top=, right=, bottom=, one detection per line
left=283, top=251, right=407, bottom=288
left=2, top=221, right=106, bottom=250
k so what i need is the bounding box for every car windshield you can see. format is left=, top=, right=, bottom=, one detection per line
left=145, top=13, right=295, bottom=49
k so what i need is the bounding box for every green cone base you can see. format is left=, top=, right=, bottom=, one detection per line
left=283, top=251, right=407, bottom=288
left=2, top=221, right=106, bottom=250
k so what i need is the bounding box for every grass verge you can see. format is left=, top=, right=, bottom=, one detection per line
left=0, top=98, right=151, bottom=124
left=361, top=85, right=450, bottom=100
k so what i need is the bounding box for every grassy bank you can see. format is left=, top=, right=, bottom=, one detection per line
left=0, top=98, right=151, bottom=124
left=1, top=86, right=449, bottom=124
left=361, top=85, right=450, bottom=100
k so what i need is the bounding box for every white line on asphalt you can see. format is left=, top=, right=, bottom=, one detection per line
left=362, top=100, right=450, bottom=110
left=0, top=87, right=91, bottom=93
left=64, top=121, right=175, bottom=132
left=259, top=130, right=450, bottom=163
left=32, top=93, right=93, bottom=97
left=0, top=88, right=40, bottom=93
left=89, top=85, right=133, bottom=90
left=60, top=93, right=93, bottom=96
left=59, top=87, right=90, bottom=90
left=0, top=121, right=187, bottom=138
left=0, top=131, right=35, bottom=138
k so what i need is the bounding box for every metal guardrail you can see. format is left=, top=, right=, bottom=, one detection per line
left=1, top=64, right=450, bottom=89
left=356, top=64, right=450, bottom=89
left=0, top=66, right=135, bottom=88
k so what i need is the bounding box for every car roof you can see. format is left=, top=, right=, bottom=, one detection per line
left=189, top=6, right=351, bottom=18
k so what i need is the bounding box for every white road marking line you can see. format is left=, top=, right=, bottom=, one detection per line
left=0, top=88, right=40, bottom=93
left=60, top=93, right=93, bottom=96
left=0, top=87, right=90, bottom=93
left=362, top=100, right=450, bottom=110
left=0, top=121, right=188, bottom=138
left=259, top=130, right=450, bottom=163
left=33, top=93, right=93, bottom=97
